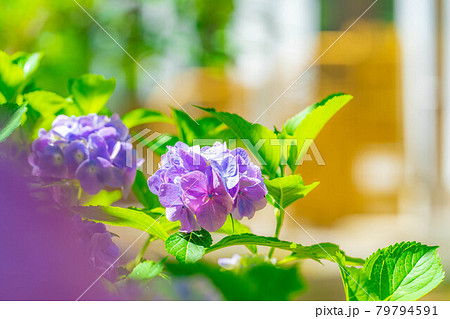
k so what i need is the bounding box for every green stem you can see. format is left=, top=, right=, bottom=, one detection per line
left=135, top=234, right=154, bottom=264
left=268, top=206, right=284, bottom=258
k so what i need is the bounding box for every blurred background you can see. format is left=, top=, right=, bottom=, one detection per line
left=2, top=0, right=450, bottom=300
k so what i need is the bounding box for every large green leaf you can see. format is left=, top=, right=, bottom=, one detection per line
left=24, top=90, right=71, bottom=116
left=132, top=170, right=161, bottom=209
left=286, top=93, right=353, bottom=170
left=165, top=229, right=212, bottom=263
left=338, top=242, right=444, bottom=301
left=264, top=175, right=319, bottom=208
left=197, top=106, right=281, bottom=177
left=206, top=233, right=362, bottom=265
left=121, top=108, right=173, bottom=128
left=73, top=205, right=169, bottom=240
left=0, top=103, right=27, bottom=143
left=69, top=74, right=115, bottom=114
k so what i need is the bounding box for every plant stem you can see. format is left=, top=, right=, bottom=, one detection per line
left=135, top=234, right=154, bottom=264
left=268, top=206, right=284, bottom=258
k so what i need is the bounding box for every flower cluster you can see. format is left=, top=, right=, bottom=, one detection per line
left=72, top=215, right=120, bottom=281
left=28, top=114, right=142, bottom=195
left=148, top=142, right=267, bottom=232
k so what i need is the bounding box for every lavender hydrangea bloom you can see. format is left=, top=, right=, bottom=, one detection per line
left=29, top=114, right=143, bottom=195
left=148, top=141, right=267, bottom=232
left=72, top=215, right=120, bottom=281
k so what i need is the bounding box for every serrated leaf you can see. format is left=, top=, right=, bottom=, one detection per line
left=337, top=242, right=445, bottom=301
left=132, top=170, right=161, bottom=209
left=0, top=103, right=27, bottom=143
left=286, top=93, right=353, bottom=170
left=24, top=90, right=71, bottom=116
left=197, top=106, right=280, bottom=177
left=165, top=229, right=212, bottom=263
left=127, top=259, right=165, bottom=283
left=121, top=108, right=173, bottom=128
left=69, top=74, right=115, bottom=114
left=264, top=175, right=319, bottom=208
left=73, top=205, right=169, bottom=240
left=365, top=242, right=444, bottom=301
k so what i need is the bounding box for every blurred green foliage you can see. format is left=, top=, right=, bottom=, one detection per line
left=0, top=0, right=236, bottom=112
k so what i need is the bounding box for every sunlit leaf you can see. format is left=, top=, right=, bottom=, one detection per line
left=0, top=103, right=27, bottom=143
left=68, top=74, right=115, bottom=114
left=127, top=259, right=165, bottom=283
left=0, top=51, right=24, bottom=102
left=132, top=170, right=161, bottom=209
left=82, top=189, right=122, bottom=206
left=337, top=242, right=445, bottom=301
left=24, top=90, right=70, bottom=116
left=206, top=233, right=361, bottom=265
left=197, top=106, right=281, bottom=177
left=165, top=229, right=212, bottom=263
left=264, top=175, right=319, bottom=208
left=73, top=205, right=169, bottom=240
left=121, top=108, right=173, bottom=128
left=286, top=93, right=353, bottom=170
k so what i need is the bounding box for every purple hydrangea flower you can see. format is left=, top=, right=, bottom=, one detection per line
left=148, top=141, right=267, bottom=232
left=72, top=215, right=120, bottom=281
left=29, top=114, right=143, bottom=195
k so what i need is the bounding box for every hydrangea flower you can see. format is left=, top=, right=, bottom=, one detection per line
left=148, top=141, right=267, bottom=232
left=72, top=215, right=120, bottom=281
left=29, top=114, right=143, bottom=195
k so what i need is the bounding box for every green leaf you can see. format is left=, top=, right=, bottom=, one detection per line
left=206, top=233, right=360, bottom=265
left=366, top=242, right=444, bottom=301
left=0, top=51, right=25, bottom=102
left=73, top=205, right=169, bottom=240
left=0, top=103, right=27, bottom=143
left=82, top=189, right=122, bottom=206
left=216, top=215, right=256, bottom=254
left=166, top=258, right=306, bottom=300
left=24, top=90, right=71, bottom=116
left=264, top=175, right=319, bottom=208
left=121, top=108, right=173, bottom=128
left=11, top=52, right=42, bottom=79
left=286, top=93, right=353, bottom=170
left=216, top=215, right=251, bottom=235
left=139, top=133, right=178, bottom=156
left=338, top=242, right=445, bottom=301
left=197, top=106, right=281, bottom=177
left=197, top=116, right=231, bottom=139
left=132, top=170, right=161, bottom=209
left=69, top=74, right=115, bottom=114
left=127, top=259, right=165, bottom=283
left=172, top=108, right=201, bottom=144
left=165, top=229, right=212, bottom=263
